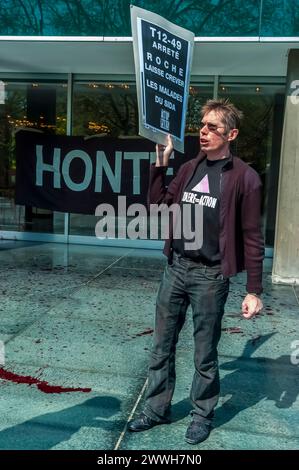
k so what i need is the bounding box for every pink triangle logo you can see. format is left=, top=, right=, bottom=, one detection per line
left=191, top=174, right=210, bottom=193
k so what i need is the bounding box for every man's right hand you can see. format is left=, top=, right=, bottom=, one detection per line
left=241, top=294, right=263, bottom=319
left=155, top=134, right=174, bottom=167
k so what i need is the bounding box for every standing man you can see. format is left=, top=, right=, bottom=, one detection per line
left=128, top=99, right=264, bottom=444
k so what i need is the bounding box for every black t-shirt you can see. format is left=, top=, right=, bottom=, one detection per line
left=172, top=157, right=228, bottom=263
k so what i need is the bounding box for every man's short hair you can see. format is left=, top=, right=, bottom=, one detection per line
left=201, top=99, right=243, bottom=132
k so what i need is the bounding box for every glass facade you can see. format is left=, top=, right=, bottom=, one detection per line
left=0, top=2, right=291, bottom=248
left=0, top=1, right=298, bottom=37
left=261, top=0, right=299, bottom=36
left=70, top=81, right=139, bottom=237
left=70, top=80, right=214, bottom=237
left=72, top=82, right=139, bottom=139
left=0, top=79, right=67, bottom=233
left=0, top=74, right=284, bottom=249
left=0, top=73, right=285, bottom=250
left=218, top=82, right=285, bottom=245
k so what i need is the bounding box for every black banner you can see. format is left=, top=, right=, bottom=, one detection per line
left=15, top=131, right=199, bottom=215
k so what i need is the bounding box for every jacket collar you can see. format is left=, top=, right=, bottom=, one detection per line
left=192, top=150, right=234, bottom=171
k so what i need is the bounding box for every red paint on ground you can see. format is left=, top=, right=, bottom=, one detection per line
left=135, top=328, right=154, bottom=337
left=0, top=368, right=91, bottom=394
left=221, top=327, right=243, bottom=334
left=131, top=328, right=154, bottom=339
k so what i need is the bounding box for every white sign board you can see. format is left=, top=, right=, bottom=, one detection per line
left=131, top=6, right=194, bottom=153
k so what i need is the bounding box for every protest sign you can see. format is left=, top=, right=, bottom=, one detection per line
left=131, top=6, right=194, bottom=152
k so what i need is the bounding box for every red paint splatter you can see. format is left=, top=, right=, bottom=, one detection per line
left=221, top=327, right=243, bottom=334
left=131, top=328, right=154, bottom=339
left=135, top=328, right=154, bottom=337
left=0, top=368, right=91, bottom=394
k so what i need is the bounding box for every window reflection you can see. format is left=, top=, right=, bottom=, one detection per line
left=70, top=81, right=213, bottom=237
left=0, top=81, right=67, bottom=233
left=73, top=82, right=138, bottom=138
left=218, top=83, right=285, bottom=245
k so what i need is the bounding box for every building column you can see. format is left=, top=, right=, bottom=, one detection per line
left=272, top=49, right=299, bottom=284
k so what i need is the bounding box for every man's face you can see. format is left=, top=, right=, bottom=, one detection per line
left=199, top=110, right=236, bottom=155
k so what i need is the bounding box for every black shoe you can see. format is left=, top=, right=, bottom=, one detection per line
left=127, top=412, right=163, bottom=432
left=185, top=421, right=211, bottom=444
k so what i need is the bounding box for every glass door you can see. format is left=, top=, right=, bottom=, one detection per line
left=0, top=79, right=67, bottom=235
left=218, top=82, right=285, bottom=247
left=69, top=80, right=214, bottom=242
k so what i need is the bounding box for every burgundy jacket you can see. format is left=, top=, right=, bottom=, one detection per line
left=148, top=152, right=264, bottom=294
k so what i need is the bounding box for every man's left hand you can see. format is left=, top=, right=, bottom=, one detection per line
left=242, top=294, right=263, bottom=319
